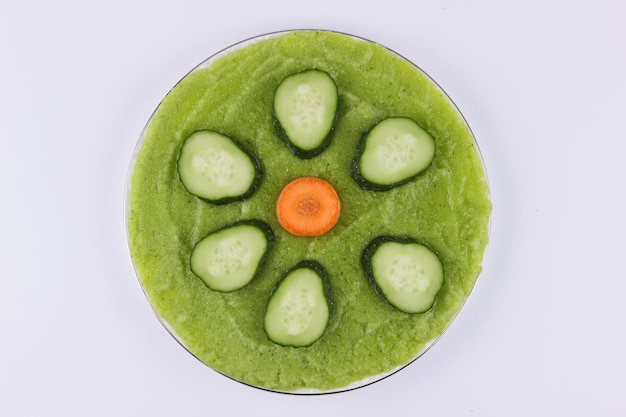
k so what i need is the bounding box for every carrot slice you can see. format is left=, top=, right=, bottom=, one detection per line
left=276, top=177, right=341, bottom=236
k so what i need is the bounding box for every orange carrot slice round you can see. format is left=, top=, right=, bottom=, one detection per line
left=276, top=177, right=341, bottom=237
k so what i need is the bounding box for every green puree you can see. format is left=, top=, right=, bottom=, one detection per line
left=127, top=30, right=491, bottom=392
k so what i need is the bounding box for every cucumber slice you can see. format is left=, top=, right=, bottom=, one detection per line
left=264, top=261, right=332, bottom=347
left=177, top=130, right=261, bottom=204
left=362, top=236, right=444, bottom=314
left=352, top=117, right=435, bottom=190
left=273, top=69, right=338, bottom=159
left=190, top=220, right=274, bottom=292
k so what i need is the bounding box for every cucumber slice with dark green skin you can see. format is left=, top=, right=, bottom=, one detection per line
left=177, top=130, right=262, bottom=204
left=264, top=260, right=332, bottom=347
left=273, top=69, right=338, bottom=159
left=351, top=117, right=435, bottom=191
left=190, top=220, right=274, bottom=292
left=362, top=236, right=444, bottom=314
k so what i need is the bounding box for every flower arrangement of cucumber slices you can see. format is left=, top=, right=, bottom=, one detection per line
left=127, top=30, right=491, bottom=393
left=178, top=68, right=443, bottom=347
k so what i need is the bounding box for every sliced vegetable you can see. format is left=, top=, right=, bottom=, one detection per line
left=351, top=117, right=435, bottom=191
left=264, top=260, right=332, bottom=347
left=275, top=177, right=341, bottom=237
left=177, top=130, right=261, bottom=204
left=362, top=236, right=443, bottom=314
left=190, top=220, right=274, bottom=292
left=273, top=69, right=338, bottom=159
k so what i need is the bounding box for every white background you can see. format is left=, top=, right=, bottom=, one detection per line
left=2, top=1, right=625, bottom=415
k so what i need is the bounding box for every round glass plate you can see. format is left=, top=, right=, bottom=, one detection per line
left=126, top=29, right=491, bottom=394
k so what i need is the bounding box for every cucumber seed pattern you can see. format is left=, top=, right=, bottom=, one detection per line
left=291, top=84, right=325, bottom=129
left=206, top=238, right=252, bottom=276
left=389, top=256, right=429, bottom=293
left=192, top=149, right=236, bottom=186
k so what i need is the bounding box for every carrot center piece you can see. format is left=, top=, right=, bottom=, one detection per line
left=276, top=177, right=341, bottom=237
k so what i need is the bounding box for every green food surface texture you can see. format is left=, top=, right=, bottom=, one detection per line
left=127, top=30, right=491, bottom=392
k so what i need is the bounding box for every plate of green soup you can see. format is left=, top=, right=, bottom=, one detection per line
left=126, top=29, right=491, bottom=393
